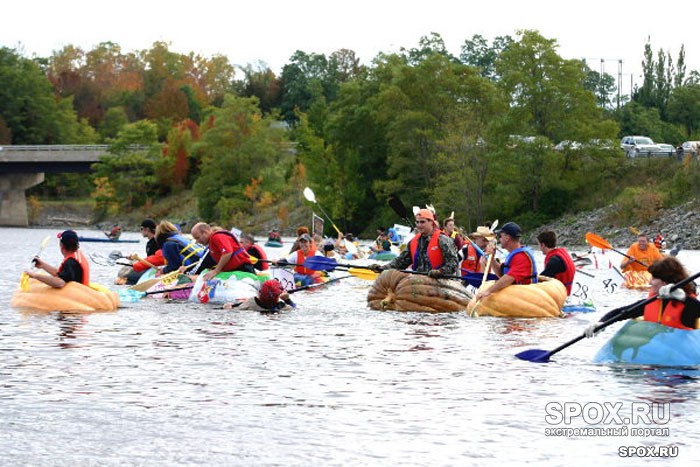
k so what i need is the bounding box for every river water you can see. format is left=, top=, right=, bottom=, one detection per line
left=1, top=227, right=698, bottom=466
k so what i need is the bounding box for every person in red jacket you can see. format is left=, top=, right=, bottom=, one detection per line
left=537, top=230, right=576, bottom=295
left=190, top=222, right=255, bottom=281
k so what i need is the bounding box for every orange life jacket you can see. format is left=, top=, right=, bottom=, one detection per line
left=408, top=229, right=444, bottom=270
left=460, top=243, right=482, bottom=273
left=295, top=247, right=318, bottom=275
left=59, top=250, right=90, bottom=285
left=544, top=247, right=576, bottom=294
left=643, top=297, right=695, bottom=330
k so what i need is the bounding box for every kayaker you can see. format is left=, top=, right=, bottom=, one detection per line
left=190, top=222, right=255, bottom=281
left=105, top=224, right=122, bottom=240
left=289, top=226, right=311, bottom=254
left=620, top=233, right=663, bottom=272
left=370, top=208, right=459, bottom=278
left=25, top=230, right=90, bottom=288
left=140, top=219, right=159, bottom=256
left=474, top=222, right=538, bottom=302
left=586, top=256, right=700, bottom=336
left=276, top=233, right=325, bottom=286
left=240, top=232, right=269, bottom=271
left=460, top=226, right=495, bottom=274
left=223, top=279, right=295, bottom=312
left=537, top=230, right=576, bottom=295
left=267, top=228, right=283, bottom=244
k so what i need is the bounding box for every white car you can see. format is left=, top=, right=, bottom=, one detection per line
left=620, top=136, right=671, bottom=157
left=681, top=141, right=700, bottom=156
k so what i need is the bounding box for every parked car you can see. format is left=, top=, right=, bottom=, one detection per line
left=620, top=136, right=673, bottom=157
left=656, top=143, right=675, bottom=155
left=554, top=140, right=582, bottom=151
left=681, top=141, right=700, bottom=156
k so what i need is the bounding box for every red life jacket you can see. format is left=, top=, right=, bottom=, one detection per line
left=58, top=250, right=90, bottom=285
left=133, top=249, right=165, bottom=272
left=408, top=229, right=444, bottom=270
left=544, top=247, right=576, bottom=294
left=643, top=298, right=695, bottom=330
left=295, top=247, right=318, bottom=275
left=247, top=244, right=269, bottom=271
left=460, top=243, right=482, bottom=273
left=211, top=230, right=252, bottom=271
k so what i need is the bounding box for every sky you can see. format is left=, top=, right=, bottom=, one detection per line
left=2, top=0, right=696, bottom=98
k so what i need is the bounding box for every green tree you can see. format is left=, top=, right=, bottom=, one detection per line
left=667, top=84, right=700, bottom=138
left=192, top=95, right=289, bottom=224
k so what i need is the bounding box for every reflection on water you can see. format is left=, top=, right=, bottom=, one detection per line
left=1, top=227, right=699, bottom=465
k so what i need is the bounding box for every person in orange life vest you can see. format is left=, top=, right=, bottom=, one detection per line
left=190, top=222, right=255, bottom=281
left=586, top=257, right=700, bottom=337
left=289, top=226, right=311, bottom=254
left=276, top=233, right=324, bottom=286
left=240, top=232, right=269, bottom=271
left=460, top=226, right=495, bottom=274
left=25, top=230, right=90, bottom=288
left=537, top=230, right=576, bottom=295
left=620, top=234, right=663, bottom=272
left=370, top=208, right=459, bottom=277
left=474, top=222, right=537, bottom=302
left=442, top=216, right=464, bottom=250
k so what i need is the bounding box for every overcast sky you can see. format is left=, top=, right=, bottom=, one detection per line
left=2, top=1, right=695, bottom=97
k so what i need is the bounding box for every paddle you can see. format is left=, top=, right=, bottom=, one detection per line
left=515, top=270, right=700, bottom=363
left=303, top=187, right=343, bottom=237
left=302, top=256, right=491, bottom=284
left=585, top=232, right=648, bottom=268
left=388, top=195, right=414, bottom=227
left=21, top=235, right=52, bottom=291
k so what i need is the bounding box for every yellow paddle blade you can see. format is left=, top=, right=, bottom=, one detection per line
left=20, top=272, right=30, bottom=292
left=585, top=232, right=612, bottom=250
left=628, top=226, right=640, bottom=235
left=129, top=270, right=180, bottom=292
left=348, top=268, right=379, bottom=280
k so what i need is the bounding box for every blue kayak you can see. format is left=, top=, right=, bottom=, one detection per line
left=593, top=320, right=700, bottom=366
left=264, top=240, right=284, bottom=248
left=78, top=236, right=139, bottom=243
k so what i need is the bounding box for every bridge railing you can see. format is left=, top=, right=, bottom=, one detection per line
left=0, top=145, right=149, bottom=151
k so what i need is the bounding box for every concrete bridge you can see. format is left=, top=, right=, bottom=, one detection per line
left=0, top=145, right=110, bottom=226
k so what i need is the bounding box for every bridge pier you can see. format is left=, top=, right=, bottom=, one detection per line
left=0, top=173, right=44, bottom=226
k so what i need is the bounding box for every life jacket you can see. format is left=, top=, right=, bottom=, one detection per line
left=58, top=250, right=90, bottom=285
left=654, top=235, right=665, bottom=249
left=210, top=230, right=252, bottom=271
left=294, top=247, right=319, bottom=275
left=133, top=249, right=165, bottom=272
left=643, top=298, right=695, bottom=330
left=408, top=229, right=444, bottom=270
left=247, top=244, right=269, bottom=271
left=460, top=243, right=483, bottom=274
left=165, top=233, right=204, bottom=267
left=503, top=247, right=538, bottom=285
left=544, top=247, right=576, bottom=294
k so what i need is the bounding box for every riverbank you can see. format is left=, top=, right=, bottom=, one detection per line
left=30, top=194, right=699, bottom=250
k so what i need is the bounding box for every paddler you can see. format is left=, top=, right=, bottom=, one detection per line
left=370, top=208, right=459, bottom=278
left=25, top=230, right=90, bottom=288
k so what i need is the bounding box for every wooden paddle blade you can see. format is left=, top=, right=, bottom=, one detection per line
left=348, top=268, right=379, bottom=280
left=585, top=232, right=612, bottom=250
left=515, top=349, right=552, bottom=363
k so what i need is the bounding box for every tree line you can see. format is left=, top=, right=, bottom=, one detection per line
left=2, top=30, right=699, bottom=235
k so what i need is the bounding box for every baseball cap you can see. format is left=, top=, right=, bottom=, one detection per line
left=58, top=230, right=79, bottom=243
left=497, top=222, right=522, bottom=238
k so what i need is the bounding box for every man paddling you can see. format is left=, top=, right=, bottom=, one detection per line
left=474, top=222, right=537, bottom=301
left=621, top=233, right=663, bottom=272
left=25, top=230, right=90, bottom=288
left=371, top=208, right=459, bottom=277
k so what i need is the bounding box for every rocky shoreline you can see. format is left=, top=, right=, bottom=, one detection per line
left=29, top=197, right=699, bottom=251
left=527, top=200, right=700, bottom=251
